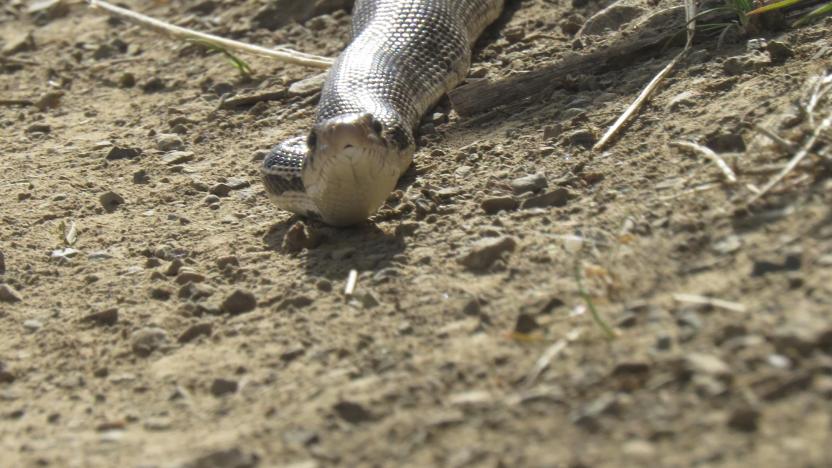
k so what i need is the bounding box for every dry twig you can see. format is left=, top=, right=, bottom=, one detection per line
left=85, top=0, right=333, bottom=69
left=670, top=140, right=738, bottom=184
left=593, top=0, right=697, bottom=150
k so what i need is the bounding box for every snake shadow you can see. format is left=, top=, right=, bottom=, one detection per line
left=263, top=216, right=406, bottom=281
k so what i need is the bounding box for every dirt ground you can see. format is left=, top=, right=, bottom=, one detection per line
left=1, top=0, right=831, bottom=466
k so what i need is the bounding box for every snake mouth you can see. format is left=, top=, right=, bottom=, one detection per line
left=303, top=113, right=409, bottom=225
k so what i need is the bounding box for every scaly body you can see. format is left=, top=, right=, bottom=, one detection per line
left=261, top=0, right=504, bottom=226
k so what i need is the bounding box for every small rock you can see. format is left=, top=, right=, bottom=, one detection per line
left=105, top=146, right=141, bottom=160
left=668, top=91, right=698, bottom=111
left=23, top=319, right=42, bottom=332
left=99, top=191, right=124, bottom=211
left=480, top=196, right=518, bottom=214
left=723, top=52, right=768, bottom=75
left=684, top=353, right=732, bottom=380
left=510, top=173, right=547, bottom=194
left=175, top=268, right=206, bottom=285
left=316, top=279, right=332, bottom=292
left=766, top=40, right=793, bottom=63
left=751, top=253, right=801, bottom=276
left=521, top=188, right=571, bottom=209
left=457, top=236, right=517, bottom=271
left=141, top=77, right=165, bottom=93
left=34, top=91, right=63, bottom=111
left=131, top=327, right=169, bottom=357
left=282, top=221, right=323, bottom=253
left=183, top=448, right=259, bottom=468
left=133, top=169, right=149, bottom=184
left=0, top=362, right=14, bottom=383
left=156, top=133, right=184, bottom=152
left=210, top=183, right=232, bottom=197
left=514, top=313, right=540, bottom=334
left=221, top=289, right=257, bottom=314
left=82, top=308, right=118, bottom=326
left=210, top=378, right=238, bottom=397
left=2, top=31, right=35, bottom=55
left=118, top=72, right=136, bottom=88
left=712, top=235, right=742, bottom=255
left=178, top=322, right=212, bottom=343
left=161, top=151, right=194, bottom=165
left=28, top=0, right=69, bottom=21
left=0, top=284, right=22, bottom=303
left=727, top=407, right=760, bottom=432
left=288, top=73, right=327, bottom=96
left=26, top=123, right=50, bottom=134
left=333, top=400, right=373, bottom=423
left=216, top=256, right=239, bottom=269
left=149, top=287, right=172, bottom=300
left=565, top=129, right=596, bottom=147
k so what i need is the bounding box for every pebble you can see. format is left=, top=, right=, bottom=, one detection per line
left=221, top=289, right=257, bottom=314
left=99, top=191, right=124, bottom=211
left=175, top=268, right=206, bottom=285
left=105, top=146, right=141, bottom=160
left=82, top=308, right=119, bottom=326
left=481, top=196, right=518, bottom=214
left=149, top=287, right=172, bottom=301
left=210, top=378, right=238, bottom=397
left=457, top=236, right=517, bottom=271
left=767, top=40, right=793, bottom=63
left=751, top=253, right=801, bottom=276
left=26, top=123, right=50, bottom=134
left=2, top=31, right=35, bottom=56
left=0, top=284, right=22, bottom=303
left=203, top=194, right=220, bottom=205
left=521, top=188, right=571, bottom=209
left=288, top=73, right=327, bottom=96
left=333, top=400, right=373, bottom=423
left=161, top=151, right=194, bottom=165
left=510, top=173, right=547, bottom=194
left=34, top=91, right=63, bottom=111
left=565, top=129, right=596, bottom=147
left=316, top=279, right=333, bottom=292
left=182, top=448, right=259, bottom=468
left=668, top=90, right=698, bottom=111
left=118, top=72, right=135, bottom=88
left=156, top=133, right=184, bottom=152
left=209, top=183, right=232, bottom=197
left=723, top=52, right=768, bottom=75
left=23, top=319, right=42, bottom=332
left=141, top=77, right=165, bottom=93
left=165, top=258, right=183, bottom=276
left=131, top=327, right=169, bottom=357
left=132, top=169, right=149, bottom=184
left=216, top=255, right=239, bottom=269
left=684, top=353, right=732, bottom=380
left=571, top=392, right=619, bottom=429
left=178, top=322, right=212, bottom=344
left=727, top=407, right=760, bottom=432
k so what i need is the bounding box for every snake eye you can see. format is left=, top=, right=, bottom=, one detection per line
left=370, top=118, right=383, bottom=135
left=306, top=131, right=317, bottom=149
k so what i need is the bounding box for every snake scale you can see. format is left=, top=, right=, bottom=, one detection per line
left=261, top=0, right=505, bottom=226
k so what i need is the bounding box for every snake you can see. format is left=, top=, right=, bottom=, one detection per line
left=261, top=0, right=505, bottom=226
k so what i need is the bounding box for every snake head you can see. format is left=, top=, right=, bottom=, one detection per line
left=302, top=113, right=413, bottom=226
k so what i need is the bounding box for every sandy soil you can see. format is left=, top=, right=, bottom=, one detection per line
left=1, top=0, right=831, bottom=466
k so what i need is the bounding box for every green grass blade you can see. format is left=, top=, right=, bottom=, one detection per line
left=573, top=263, right=616, bottom=340
left=793, top=2, right=832, bottom=25
left=747, top=0, right=805, bottom=16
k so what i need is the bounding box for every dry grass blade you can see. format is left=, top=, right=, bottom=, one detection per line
left=748, top=70, right=832, bottom=204
left=593, top=0, right=697, bottom=151
left=672, top=293, right=747, bottom=312
left=85, top=0, right=333, bottom=69
left=670, top=141, right=738, bottom=183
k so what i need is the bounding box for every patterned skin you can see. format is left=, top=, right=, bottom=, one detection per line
left=261, top=0, right=504, bottom=226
